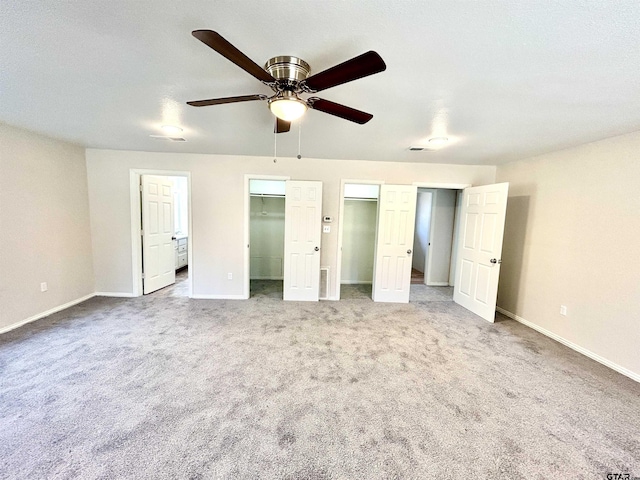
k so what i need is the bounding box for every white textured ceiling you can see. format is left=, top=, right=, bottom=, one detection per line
left=1, top=1, right=640, bottom=165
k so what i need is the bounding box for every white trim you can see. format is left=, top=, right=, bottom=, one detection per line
left=496, top=307, right=640, bottom=383
left=0, top=293, right=96, bottom=335
left=423, top=189, right=437, bottom=285
left=336, top=179, right=384, bottom=300
left=244, top=174, right=290, bottom=300
left=427, top=281, right=450, bottom=287
left=413, top=182, right=472, bottom=189
left=95, top=292, right=136, bottom=298
left=130, top=169, right=193, bottom=298
left=340, top=280, right=373, bottom=285
left=250, top=276, right=284, bottom=280
left=191, top=294, right=247, bottom=300
left=129, top=170, right=142, bottom=296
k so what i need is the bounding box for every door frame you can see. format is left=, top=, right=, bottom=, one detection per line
left=129, top=169, right=192, bottom=297
left=335, top=179, right=384, bottom=301
left=243, top=174, right=290, bottom=299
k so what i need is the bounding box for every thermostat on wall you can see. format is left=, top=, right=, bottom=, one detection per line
left=323, top=216, right=333, bottom=223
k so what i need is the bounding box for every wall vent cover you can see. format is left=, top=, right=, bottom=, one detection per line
left=319, top=267, right=329, bottom=300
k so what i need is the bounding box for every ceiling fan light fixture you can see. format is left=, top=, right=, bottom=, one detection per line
left=269, top=95, right=307, bottom=122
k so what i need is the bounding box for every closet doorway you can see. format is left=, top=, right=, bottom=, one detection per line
left=248, top=178, right=286, bottom=298
left=337, top=182, right=381, bottom=300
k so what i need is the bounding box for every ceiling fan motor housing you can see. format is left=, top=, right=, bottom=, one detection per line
left=265, top=56, right=310, bottom=89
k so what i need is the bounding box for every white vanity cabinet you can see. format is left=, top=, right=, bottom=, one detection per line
left=174, top=235, right=188, bottom=270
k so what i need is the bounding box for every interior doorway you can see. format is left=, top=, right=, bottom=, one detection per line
left=412, top=188, right=460, bottom=286
left=409, top=186, right=465, bottom=303
left=248, top=179, right=286, bottom=299
left=130, top=169, right=192, bottom=297
left=337, top=182, right=381, bottom=300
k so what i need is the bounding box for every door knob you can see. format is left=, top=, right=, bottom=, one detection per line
left=407, top=249, right=412, bottom=255
left=490, top=258, right=502, bottom=264
left=314, top=246, right=320, bottom=251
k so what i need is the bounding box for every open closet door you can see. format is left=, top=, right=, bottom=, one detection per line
left=283, top=181, right=323, bottom=301
left=372, top=184, right=417, bottom=303
left=453, top=182, right=509, bottom=322
left=141, top=175, right=175, bottom=294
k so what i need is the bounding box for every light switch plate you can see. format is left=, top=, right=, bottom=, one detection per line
left=323, top=225, right=331, bottom=233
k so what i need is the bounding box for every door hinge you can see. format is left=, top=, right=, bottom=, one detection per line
left=140, top=229, right=143, bottom=236
left=141, top=273, right=145, bottom=279
left=139, top=184, right=143, bottom=192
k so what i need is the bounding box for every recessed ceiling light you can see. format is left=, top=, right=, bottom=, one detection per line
left=161, top=125, right=183, bottom=135
left=428, top=136, right=449, bottom=146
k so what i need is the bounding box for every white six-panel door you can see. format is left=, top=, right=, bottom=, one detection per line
left=453, top=182, right=509, bottom=322
left=283, top=181, right=323, bottom=301
left=142, top=175, right=175, bottom=294
left=372, top=184, right=417, bottom=303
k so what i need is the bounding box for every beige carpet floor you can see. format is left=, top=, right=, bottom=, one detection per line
left=1, top=279, right=638, bottom=479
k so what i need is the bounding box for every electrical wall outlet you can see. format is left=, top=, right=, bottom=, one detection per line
left=323, top=225, right=331, bottom=233
left=40, top=282, right=48, bottom=292
left=560, top=305, right=567, bottom=316
left=227, top=273, right=233, bottom=280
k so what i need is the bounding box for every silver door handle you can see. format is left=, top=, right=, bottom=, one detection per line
left=314, top=246, right=320, bottom=252
left=407, top=249, right=412, bottom=255
left=490, top=258, right=502, bottom=264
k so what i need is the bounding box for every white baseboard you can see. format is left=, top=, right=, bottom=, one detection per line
left=0, top=293, right=96, bottom=335
left=426, top=282, right=450, bottom=286
left=95, top=292, right=136, bottom=298
left=191, top=294, right=248, bottom=300
left=496, top=306, right=640, bottom=383
left=249, top=277, right=284, bottom=281
left=340, top=281, right=373, bottom=285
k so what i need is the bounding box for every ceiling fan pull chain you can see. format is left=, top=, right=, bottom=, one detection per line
left=273, top=125, right=277, bottom=162
left=297, top=121, right=302, bottom=159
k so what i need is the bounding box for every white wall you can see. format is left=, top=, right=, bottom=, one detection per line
left=496, top=130, right=640, bottom=380
left=341, top=199, right=377, bottom=284
left=0, top=123, right=94, bottom=331
left=427, top=189, right=457, bottom=285
left=412, top=191, right=433, bottom=273
left=86, top=149, right=496, bottom=299
left=250, top=196, right=285, bottom=279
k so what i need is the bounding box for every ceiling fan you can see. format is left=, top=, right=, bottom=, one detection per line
left=186, top=30, right=386, bottom=133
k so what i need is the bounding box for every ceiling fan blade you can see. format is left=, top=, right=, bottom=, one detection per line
left=301, top=51, right=386, bottom=93
left=307, top=98, right=373, bottom=124
left=275, top=117, right=291, bottom=133
left=186, top=94, right=266, bottom=107
left=192, top=30, right=276, bottom=84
